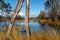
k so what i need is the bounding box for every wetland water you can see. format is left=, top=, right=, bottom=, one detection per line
left=0, top=20, right=60, bottom=33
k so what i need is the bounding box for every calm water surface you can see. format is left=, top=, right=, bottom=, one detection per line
left=0, top=20, right=60, bottom=33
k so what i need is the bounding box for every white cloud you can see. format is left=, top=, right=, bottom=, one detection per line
left=18, top=12, right=25, bottom=17
left=18, top=12, right=38, bottom=18
left=30, top=13, right=39, bottom=18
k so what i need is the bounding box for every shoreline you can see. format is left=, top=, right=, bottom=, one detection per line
left=39, top=19, right=60, bottom=27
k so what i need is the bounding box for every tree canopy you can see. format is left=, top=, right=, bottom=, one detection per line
left=0, top=0, right=12, bottom=16
left=45, top=0, right=60, bottom=20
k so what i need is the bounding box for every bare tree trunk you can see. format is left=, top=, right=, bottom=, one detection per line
left=25, top=0, right=30, bottom=40
left=7, top=0, right=24, bottom=35
left=12, top=0, right=20, bottom=16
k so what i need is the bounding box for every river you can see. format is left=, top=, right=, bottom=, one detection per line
left=0, top=20, right=60, bottom=33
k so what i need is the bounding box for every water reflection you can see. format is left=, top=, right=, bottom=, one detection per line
left=0, top=21, right=60, bottom=33
left=38, top=21, right=60, bottom=33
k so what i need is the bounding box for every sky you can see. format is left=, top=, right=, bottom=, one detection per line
left=4, top=0, right=46, bottom=17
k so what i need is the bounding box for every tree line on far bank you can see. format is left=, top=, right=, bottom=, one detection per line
left=37, top=0, right=60, bottom=21
left=0, top=0, right=60, bottom=21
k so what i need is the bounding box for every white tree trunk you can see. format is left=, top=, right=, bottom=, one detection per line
left=12, top=0, right=20, bottom=16
left=25, top=0, right=30, bottom=40
left=7, top=0, right=24, bottom=35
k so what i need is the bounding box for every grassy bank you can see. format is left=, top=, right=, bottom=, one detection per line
left=39, top=19, right=60, bottom=27
left=0, top=26, right=60, bottom=40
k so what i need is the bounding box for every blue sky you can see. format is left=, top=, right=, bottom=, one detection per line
left=4, top=0, right=46, bottom=17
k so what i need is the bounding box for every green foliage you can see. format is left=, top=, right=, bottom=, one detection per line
left=0, top=0, right=12, bottom=19
left=0, top=0, right=12, bottom=12
left=45, top=0, right=60, bottom=21
left=37, top=11, right=47, bottom=19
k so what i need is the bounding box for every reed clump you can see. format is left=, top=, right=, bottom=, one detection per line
left=0, top=26, right=60, bottom=40
left=40, top=19, right=60, bottom=27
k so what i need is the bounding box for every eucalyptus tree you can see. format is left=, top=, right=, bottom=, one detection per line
left=0, top=0, right=7, bottom=10
left=7, top=0, right=24, bottom=35
left=45, top=0, right=60, bottom=21
left=38, top=11, right=47, bottom=19
left=7, top=0, right=30, bottom=40
left=0, top=0, right=12, bottom=19
left=5, top=3, right=12, bottom=17
left=0, top=0, right=7, bottom=17
left=25, top=0, right=30, bottom=40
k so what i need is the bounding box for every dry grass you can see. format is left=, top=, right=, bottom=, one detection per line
left=47, top=20, right=60, bottom=27
left=40, top=19, right=60, bottom=27
left=40, top=20, right=47, bottom=24
left=0, top=26, right=60, bottom=40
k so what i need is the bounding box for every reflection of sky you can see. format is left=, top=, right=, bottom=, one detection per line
left=4, top=0, right=46, bottom=17
left=0, top=21, right=60, bottom=34
left=0, top=21, right=58, bottom=33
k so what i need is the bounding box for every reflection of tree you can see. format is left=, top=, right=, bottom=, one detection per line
left=39, top=21, right=60, bottom=33
left=38, top=21, right=45, bottom=26
left=37, top=21, right=46, bottom=31
left=38, top=21, right=56, bottom=32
